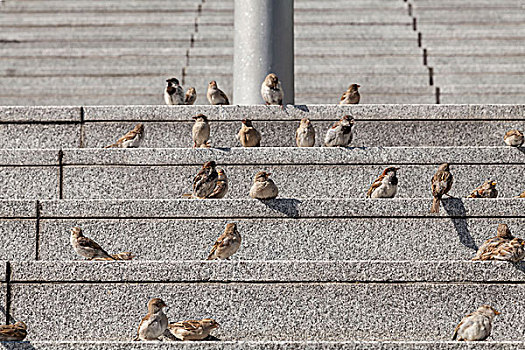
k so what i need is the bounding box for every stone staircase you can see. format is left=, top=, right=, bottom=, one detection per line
left=0, top=104, right=525, bottom=349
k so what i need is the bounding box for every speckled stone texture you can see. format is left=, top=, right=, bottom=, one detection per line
left=9, top=283, right=525, bottom=341
left=0, top=166, right=58, bottom=199
left=0, top=220, right=36, bottom=260
left=0, top=200, right=36, bottom=217
left=35, top=217, right=525, bottom=261
left=0, top=106, right=80, bottom=122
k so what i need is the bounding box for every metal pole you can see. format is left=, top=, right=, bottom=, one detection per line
left=233, top=0, right=294, bottom=105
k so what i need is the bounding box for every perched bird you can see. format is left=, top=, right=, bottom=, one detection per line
left=207, top=80, right=229, bottom=105
left=261, top=73, right=284, bottom=105
left=207, top=168, right=228, bottom=199
left=192, top=114, right=211, bottom=148
left=192, top=161, right=218, bottom=199
left=430, top=163, right=453, bottom=213
left=504, top=129, right=524, bottom=147
left=324, top=115, right=355, bottom=147
left=207, top=223, right=241, bottom=260
left=238, top=119, right=262, bottom=147
left=168, top=319, right=219, bottom=341
left=295, top=118, right=315, bottom=147
left=339, top=84, right=360, bottom=105
left=185, top=87, right=197, bottom=105
left=136, top=298, right=169, bottom=341
left=70, top=227, right=115, bottom=260
left=164, top=77, right=185, bottom=105
left=0, top=321, right=27, bottom=341
left=516, top=190, right=525, bottom=198
left=468, top=180, right=498, bottom=198
left=367, top=167, right=399, bottom=198
left=473, top=223, right=515, bottom=261
left=453, top=305, right=500, bottom=341
left=93, top=252, right=135, bottom=261
left=104, top=123, right=144, bottom=149
left=249, top=171, right=278, bottom=199
left=493, top=237, right=525, bottom=263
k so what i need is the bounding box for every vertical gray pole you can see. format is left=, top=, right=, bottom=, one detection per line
left=233, top=0, right=294, bottom=105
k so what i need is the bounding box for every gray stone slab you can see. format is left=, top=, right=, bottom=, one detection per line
left=297, top=95, right=436, bottom=105
left=0, top=166, right=58, bottom=199
left=0, top=201, right=36, bottom=218
left=435, top=74, right=525, bottom=85
left=0, top=106, right=80, bottom=122
left=0, top=123, right=80, bottom=149
left=36, top=217, right=525, bottom=261
left=0, top=220, right=36, bottom=260
left=0, top=14, right=197, bottom=26
left=9, top=283, right=525, bottom=341
left=441, top=95, right=525, bottom=105
left=0, top=150, right=58, bottom=165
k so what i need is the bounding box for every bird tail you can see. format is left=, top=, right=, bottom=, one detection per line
left=452, top=331, right=457, bottom=340
left=104, top=144, right=116, bottom=149
left=182, top=193, right=194, bottom=199
left=430, top=197, right=441, bottom=213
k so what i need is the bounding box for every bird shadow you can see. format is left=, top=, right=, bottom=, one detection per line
left=257, top=198, right=301, bottom=218
left=512, top=261, right=525, bottom=273
left=442, top=198, right=478, bottom=251
left=516, top=147, right=525, bottom=155
left=293, top=105, right=310, bottom=113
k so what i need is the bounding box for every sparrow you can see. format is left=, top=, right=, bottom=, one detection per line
left=164, top=77, right=185, bottom=105
left=260, top=73, right=284, bottom=105
left=238, top=119, right=262, bottom=147
left=493, top=237, right=525, bottom=263
left=167, top=319, right=219, bottom=341
left=473, top=223, right=515, bottom=261
left=468, top=180, right=498, bottom=198
left=366, top=167, right=399, bottom=198
left=136, top=298, right=169, bottom=341
left=104, top=123, right=145, bottom=148
left=93, top=251, right=135, bottom=261
left=453, top=305, right=500, bottom=341
left=192, top=114, right=211, bottom=148
left=207, top=80, right=230, bottom=105
left=185, top=87, right=197, bottom=105
left=192, top=161, right=218, bottom=199
left=295, top=118, right=315, bottom=147
left=207, top=223, right=241, bottom=260
left=249, top=171, right=278, bottom=199
left=430, top=163, right=453, bottom=213
left=207, top=168, right=228, bottom=198
left=503, top=129, right=524, bottom=147
left=70, top=227, right=115, bottom=260
left=324, top=115, right=355, bottom=147
left=0, top=321, right=27, bottom=341
left=516, top=190, right=525, bottom=198
left=339, top=84, right=360, bottom=104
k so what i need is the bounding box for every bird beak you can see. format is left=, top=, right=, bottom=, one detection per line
left=357, top=85, right=361, bottom=88
left=494, top=309, right=501, bottom=315
left=266, top=173, right=272, bottom=176
left=492, top=181, right=497, bottom=185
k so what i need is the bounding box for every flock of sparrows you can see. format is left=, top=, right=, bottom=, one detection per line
left=163, top=73, right=360, bottom=106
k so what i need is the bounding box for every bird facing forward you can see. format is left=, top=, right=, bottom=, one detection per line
left=104, top=123, right=144, bottom=148
left=504, top=129, right=524, bottom=147
left=238, top=119, right=262, bottom=147
left=207, top=223, right=241, bottom=260
left=261, top=73, right=284, bottom=105
left=295, top=118, right=315, bottom=147
left=207, top=80, right=230, bottom=105
left=185, top=87, right=197, bottom=105
left=249, top=171, right=278, bottom=199
left=192, top=114, right=211, bottom=148
left=192, top=161, right=218, bottom=199
left=324, top=115, right=354, bottom=147
left=430, top=163, right=453, bottom=213
left=367, top=167, right=399, bottom=198
left=453, top=305, right=500, bottom=341
left=136, top=298, right=168, bottom=341
left=168, top=318, right=219, bottom=341
left=0, top=321, right=27, bottom=341
left=339, top=84, right=360, bottom=104
left=70, top=227, right=115, bottom=260
left=468, top=180, right=498, bottom=198
left=164, top=77, right=185, bottom=105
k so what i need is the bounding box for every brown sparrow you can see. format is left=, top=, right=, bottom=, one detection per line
left=136, top=298, right=168, bottom=341
left=185, top=87, right=197, bottom=105
left=504, top=129, right=524, bottom=147
left=493, top=237, right=525, bottom=262
left=324, top=115, right=354, bottom=147
left=468, top=180, right=498, bottom=198
left=366, top=167, right=399, bottom=198
left=168, top=319, right=219, bottom=341
left=93, top=251, right=135, bottom=261
left=104, top=123, right=144, bottom=148
left=238, top=119, right=262, bottom=147
left=295, top=118, right=315, bottom=147
left=430, top=163, right=453, bottom=213
left=249, top=171, right=278, bottom=199
left=207, top=223, right=241, bottom=260
left=0, top=321, right=27, bottom=341
left=207, top=80, right=229, bottom=105
left=70, top=227, right=115, bottom=260
left=261, top=73, right=284, bottom=105
left=453, top=305, right=500, bottom=341
left=473, top=223, right=515, bottom=261
left=516, top=190, right=525, bottom=198
left=207, top=168, right=228, bottom=198
left=164, top=77, right=185, bottom=105
left=192, top=114, right=211, bottom=148
left=192, top=161, right=218, bottom=199
left=339, top=84, right=360, bottom=104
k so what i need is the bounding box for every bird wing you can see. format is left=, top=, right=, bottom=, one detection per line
left=340, top=91, right=348, bottom=101
left=208, top=181, right=227, bottom=198
left=366, top=176, right=384, bottom=198
left=218, top=89, right=230, bottom=104
left=468, top=184, right=483, bottom=198
left=431, top=171, right=452, bottom=196
left=194, top=170, right=218, bottom=196
left=116, top=129, right=139, bottom=145
left=207, top=231, right=230, bottom=259
left=192, top=168, right=209, bottom=192
left=76, top=236, right=104, bottom=251
left=452, top=314, right=474, bottom=340
left=0, top=326, right=25, bottom=340
left=505, top=129, right=522, bottom=139
left=171, top=320, right=201, bottom=331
